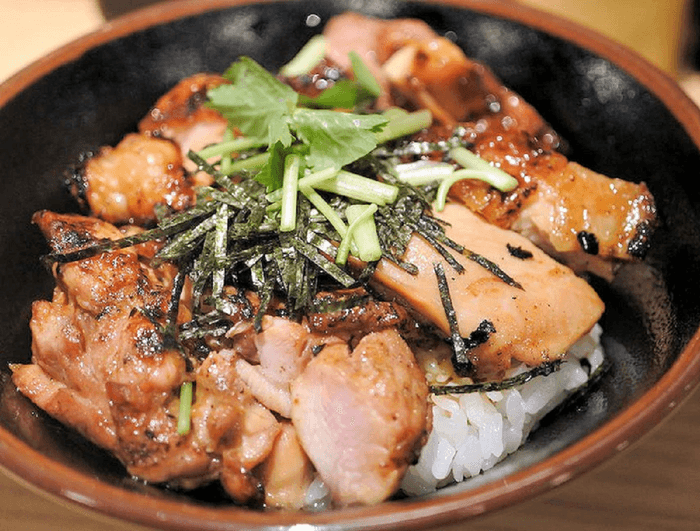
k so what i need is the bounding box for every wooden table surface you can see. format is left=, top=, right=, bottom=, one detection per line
left=2, top=1, right=700, bottom=530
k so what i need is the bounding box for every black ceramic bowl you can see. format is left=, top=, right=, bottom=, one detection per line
left=2, top=1, right=700, bottom=529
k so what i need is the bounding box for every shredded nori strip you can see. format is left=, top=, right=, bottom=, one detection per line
left=417, top=215, right=523, bottom=289
left=378, top=251, right=419, bottom=275
left=432, top=355, right=610, bottom=408
left=252, top=258, right=276, bottom=331
left=417, top=228, right=465, bottom=274
left=42, top=224, right=175, bottom=266
left=156, top=214, right=219, bottom=262
left=179, top=304, right=241, bottom=341
left=163, top=259, right=191, bottom=348
left=433, top=262, right=473, bottom=376
left=430, top=359, right=564, bottom=395
left=289, top=237, right=356, bottom=288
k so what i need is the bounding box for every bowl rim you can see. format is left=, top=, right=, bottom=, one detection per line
left=2, top=0, right=700, bottom=529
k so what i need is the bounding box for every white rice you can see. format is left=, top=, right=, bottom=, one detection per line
left=400, top=324, right=605, bottom=496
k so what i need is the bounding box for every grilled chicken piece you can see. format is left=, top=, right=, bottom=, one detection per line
left=324, top=13, right=655, bottom=278
left=322, top=12, right=558, bottom=146
left=68, top=133, right=195, bottom=225
left=260, top=422, right=316, bottom=510
left=13, top=211, right=190, bottom=472
left=217, top=385, right=281, bottom=503
left=306, top=296, right=418, bottom=340
left=139, top=73, right=229, bottom=161
left=11, top=212, right=281, bottom=501
left=512, top=161, right=656, bottom=279
left=234, top=316, right=346, bottom=418
left=372, top=203, right=605, bottom=380
left=290, top=329, right=430, bottom=506
left=419, top=123, right=657, bottom=279
left=254, top=316, right=317, bottom=387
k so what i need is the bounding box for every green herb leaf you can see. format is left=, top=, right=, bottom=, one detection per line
left=292, top=108, right=386, bottom=170
left=210, top=57, right=387, bottom=179
left=255, top=140, right=286, bottom=192
left=349, top=50, right=382, bottom=97
left=210, top=57, right=297, bottom=147
left=298, top=80, right=365, bottom=109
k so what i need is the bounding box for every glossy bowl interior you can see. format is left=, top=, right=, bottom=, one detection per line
left=2, top=0, right=700, bottom=529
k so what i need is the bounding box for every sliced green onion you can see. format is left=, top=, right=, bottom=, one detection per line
left=222, top=152, right=270, bottom=175
left=299, top=185, right=348, bottom=236
left=346, top=204, right=382, bottom=262
left=449, top=146, right=519, bottom=191
left=297, top=166, right=340, bottom=189
left=349, top=50, right=382, bottom=97
left=313, top=170, right=398, bottom=205
left=266, top=166, right=338, bottom=204
left=299, top=184, right=359, bottom=257
left=434, top=169, right=503, bottom=211
left=266, top=200, right=282, bottom=212
left=177, top=381, right=193, bottom=435
left=279, top=34, right=326, bottom=77
left=375, top=109, right=432, bottom=143
left=219, top=128, right=234, bottom=175
left=196, top=137, right=266, bottom=160
left=280, top=154, right=301, bottom=232
left=265, top=189, right=283, bottom=204
left=382, top=107, right=409, bottom=120
left=395, top=160, right=455, bottom=186
left=336, top=204, right=378, bottom=265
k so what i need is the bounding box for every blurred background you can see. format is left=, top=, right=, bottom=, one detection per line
left=521, top=0, right=692, bottom=76
left=1, top=0, right=698, bottom=87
